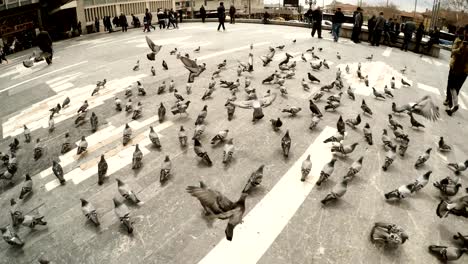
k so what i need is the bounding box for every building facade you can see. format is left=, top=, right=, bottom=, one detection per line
left=181, top=0, right=263, bottom=16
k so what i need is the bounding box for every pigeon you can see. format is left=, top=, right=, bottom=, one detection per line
left=345, top=64, right=349, bottom=73
left=370, top=222, right=408, bottom=246
left=384, top=85, right=394, bottom=98
left=270, top=118, right=283, bottom=131
left=194, top=46, right=200, bottom=52
left=211, top=129, right=229, bottom=145
left=114, top=97, right=122, bottom=111
left=170, top=48, right=177, bottom=55
left=276, top=45, right=285, bottom=50
left=310, top=61, right=322, bottom=71
left=366, top=54, right=373, bottom=61
left=393, top=128, right=409, bottom=142
left=222, top=138, right=235, bottom=164
left=90, top=112, right=98, bottom=132
left=336, top=52, right=341, bottom=60
left=168, top=79, right=175, bottom=92
left=23, top=125, right=31, bottom=143
left=278, top=53, right=293, bottom=66
left=336, top=116, right=345, bottom=135
left=306, top=47, right=314, bottom=52
left=401, top=78, right=411, bottom=86
left=438, top=137, right=452, bottom=152
left=333, top=78, right=343, bottom=90
left=61, top=133, right=71, bottom=154
left=259, top=50, right=275, bottom=66
left=323, top=132, right=344, bottom=144
left=361, top=99, right=373, bottom=115
left=173, top=89, right=184, bottom=102
left=19, top=174, right=33, bottom=199
left=346, top=86, right=355, bottom=100
left=301, top=78, right=311, bottom=91
left=292, top=39, right=296, bottom=43
left=157, top=103, right=166, bottom=123
left=281, top=130, right=291, bottom=158
left=323, top=59, right=330, bottom=69
left=162, top=60, right=168, bottom=70
left=382, top=144, right=397, bottom=171
left=316, top=158, right=337, bottom=186
left=309, top=100, right=323, bottom=117
left=158, top=81, right=167, bottom=94
left=125, top=85, right=133, bottom=97
left=344, top=156, right=364, bottom=182
left=331, top=142, right=359, bottom=156
left=279, top=85, right=288, bottom=96
left=186, top=83, right=192, bottom=95
left=217, top=59, right=227, bottom=69
left=436, top=195, right=468, bottom=218
left=309, top=114, right=321, bottom=130
left=125, top=99, right=133, bottom=112
left=62, top=96, right=70, bottom=108
left=212, top=68, right=221, bottom=77
left=398, top=137, right=410, bottom=157
left=300, top=155, right=312, bottom=182
left=192, top=123, right=206, bottom=140
left=384, top=184, right=413, bottom=200
left=195, top=105, right=208, bottom=125
left=151, top=66, right=156, bottom=76
left=116, top=178, right=141, bottom=204
left=132, top=102, right=142, bottom=120
left=225, top=101, right=236, bottom=121
left=9, top=199, right=23, bottom=227
left=345, top=114, right=361, bottom=128
left=77, top=136, right=88, bottom=155
left=321, top=180, right=348, bottom=205
left=113, top=198, right=133, bottom=234
left=132, top=144, right=143, bottom=169
left=242, top=165, right=264, bottom=193
left=262, top=74, right=275, bottom=84
left=19, top=214, right=47, bottom=229
left=282, top=106, right=302, bottom=116
left=428, top=246, right=468, bottom=261
left=448, top=160, right=468, bottom=175
left=145, top=36, right=162, bottom=60
left=414, top=148, right=432, bottom=168
left=388, top=114, right=403, bottom=130
left=52, top=161, right=66, bottom=185
left=312, top=91, right=324, bottom=102
left=390, top=76, right=396, bottom=89
left=180, top=56, right=206, bottom=83
left=312, top=52, right=320, bottom=60
left=231, top=92, right=277, bottom=122
left=33, top=138, right=43, bottom=161
left=49, top=103, right=61, bottom=116
left=97, top=155, right=108, bottom=185
left=0, top=225, right=24, bottom=247
left=159, top=155, right=172, bottom=184
left=80, top=198, right=99, bottom=226
left=77, top=100, right=88, bottom=113
left=363, top=123, right=373, bottom=145
left=408, top=171, right=432, bottom=193
left=171, top=100, right=191, bottom=115
left=308, top=72, right=320, bottom=83
left=137, top=82, right=146, bottom=96
left=453, top=232, right=468, bottom=247
left=372, top=87, right=386, bottom=100
left=122, top=124, right=132, bottom=146
left=327, top=92, right=342, bottom=103
left=133, top=60, right=140, bottom=71
left=178, top=126, right=188, bottom=147
left=408, top=112, right=425, bottom=128
left=193, top=139, right=213, bottom=165
left=187, top=181, right=235, bottom=215
left=75, top=110, right=88, bottom=127
left=434, top=175, right=461, bottom=196
left=149, top=126, right=162, bottom=148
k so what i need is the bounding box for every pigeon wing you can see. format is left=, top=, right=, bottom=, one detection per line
left=259, top=93, right=277, bottom=108
left=187, top=186, right=233, bottom=214
left=180, top=56, right=199, bottom=73
left=145, top=36, right=162, bottom=54
left=230, top=100, right=255, bottom=109
left=412, top=95, right=440, bottom=121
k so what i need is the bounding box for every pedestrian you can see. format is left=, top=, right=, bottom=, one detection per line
left=425, top=26, right=440, bottom=52
left=445, top=24, right=468, bottom=116
left=131, top=14, right=140, bottom=27
left=0, top=37, right=7, bottom=64
left=179, top=10, right=183, bottom=23
left=372, top=12, right=385, bottom=46
left=263, top=11, right=270, bottom=24
left=157, top=9, right=165, bottom=29
left=200, top=5, right=206, bottom=23
left=164, top=9, right=170, bottom=29
left=305, top=7, right=313, bottom=28
left=229, top=5, right=236, bottom=24
left=311, top=6, right=322, bottom=39
left=173, top=10, right=179, bottom=29
left=389, top=19, right=396, bottom=43
left=23, top=29, right=53, bottom=67
left=146, top=8, right=155, bottom=30
left=351, top=7, right=363, bottom=43
left=95, top=17, right=100, bottom=32
left=167, top=9, right=177, bottom=29
left=414, top=23, right=424, bottom=53
left=367, top=15, right=376, bottom=43
left=119, top=13, right=128, bottom=32
left=331, top=8, right=344, bottom=42
left=383, top=18, right=392, bottom=46
left=395, top=21, right=401, bottom=39
left=113, top=15, right=119, bottom=28
left=401, top=21, right=415, bottom=52
left=217, top=2, right=226, bottom=31
left=77, top=21, right=82, bottom=35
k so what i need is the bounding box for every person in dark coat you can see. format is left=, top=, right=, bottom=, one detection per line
left=383, top=18, right=392, bottom=46
left=229, top=5, right=236, bottom=24
left=263, top=11, right=270, bottom=24
left=31, top=30, right=53, bottom=66
left=113, top=15, right=119, bottom=28
left=305, top=8, right=313, bottom=28
left=401, top=21, right=416, bottom=51
left=131, top=14, right=140, bottom=27
left=311, top=6, right=322, bottom=39
left=119, top=13, right=128, bottom=32
left=157, top=9, right=165, bottom=29
left=351, top=7, right=363, bottom=43
left=332, top=8, right=345, bottom=42
left=217, top=2, right=226, bottom=31
left=372, top=12, right=385, bottom=46
left=426, top=26, right=440, bottom=52
left=200, top=5, right=206, bottom=23
left=414, top=23, right=424, bottom=53
left=95, top=17, right=100, bottom=32
left=395, top=22, right=401, bottom=38
left=367, top=15, right=376, bottom=43
left=146, top=8, right=155, bottom=30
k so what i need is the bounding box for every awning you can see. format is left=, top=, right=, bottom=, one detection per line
left=49, top=0, right=77, bottom=15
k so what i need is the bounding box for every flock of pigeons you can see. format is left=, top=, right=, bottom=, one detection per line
left=1, top=34, right=468, bottom=263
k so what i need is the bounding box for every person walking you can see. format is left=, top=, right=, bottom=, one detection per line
left=95, top=17, right=100, bottom=32
left=351, top=7, right=363, bottom=43
left=217, top=2, right=226, bottom=31
left=383, top=18, right=392, bottom=46
left=164, top=9, right=170, bottom=29
left=311, top=6, right=322, bottom=39
left=331, top=8, right=344, bottom=42
left=401, top=21, right=415, bottom=52
left=119, top=13, right=128, bottom=32
left=372, top=12, right=385, bottom=46
left=229, top=5, right=236, bottom=24
left=200, top=5, right=206, bottom=23
left=445, top=25, right=468, bottom=116
left=414, top=23, right=424, bottom=53
left=305, top=7, right=313, bottom=28
left=157, top=9, right=165, bottom=29
left=146, top=8, right=155, bottom=30
left=367, top=15, right=376, bottom=43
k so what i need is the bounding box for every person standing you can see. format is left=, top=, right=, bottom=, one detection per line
left=305, top=7, right=313, bottom=28
left=367, top=15, right=376, bottom=43
left=331, top=8, right=344, bottom=42
left=164, top=9, right=170, bottom=29
left=200, top=5, right=206, bottom=23
left=217, top=2, right=226, bottom=31
left=95, top=17, right=100, bottom=32
left=311, top=6, right=322, bottom=39
left=263, top=11, right=270, bottom=24
left=229, top=5, right=236, bottom=24
left=119, top=13, right=128, bottom=32
left=351, top=7, right=363, bottom=43
left=401, top=21, right=415, bottom=52
left=157, top=9, right=165, bottom=29
left=445, top=25, right=468, bottom=116
left=414, top=23, right=424, bottom=53
left=372, top=12, right=385, bottom=46
left=77, top=21, right=82, bottom=35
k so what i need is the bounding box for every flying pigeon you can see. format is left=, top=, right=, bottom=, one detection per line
left=230, top=92, right=277, bottom=122
left=180, top=56, right=206, bottom=83
left=145, top=36, right=162, bottom=60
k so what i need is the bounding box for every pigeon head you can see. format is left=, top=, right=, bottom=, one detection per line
left=423, top=171, right=432, bottom=179
left=357, top=156, right=364, bottom=163
left=150, top=126, right=155, bottom=132
left=194, top=138, right=202, bottom=147
left=464, top=160, right=468, bottom=166
left=116, top=178, right=123, bottom=186
left=36, top=138, right=41, bottom=143
left=180, top=126, right=185, bottom=131
left=81, top=136, right=86, bottom=140
left=351, top=143, right=359, bottom=149
left=330, top=158, right=337, bottom=165
left=164, top=155, right=170, bottom=162
left=23, top=125, right=27, bottom=129
left=100, top=155, right=105, bottom=161
left=80, top=198, right=88, bottom=206
left=426, top=148, right=432, bottom=153
left=10, top=198, right=16, bottom=205
left=25, top=174, right=31, bottom=181
left=365, top=123, right=370, bottom=128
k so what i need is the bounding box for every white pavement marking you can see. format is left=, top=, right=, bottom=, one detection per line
left=198, top=126, right=336, bottom=264
left=1, top=61, right=88, bottom=93
left=417, top=83, right=441, bottom=95
left=382, top=47, right=392, bottom=57
left=86, top=36, right=141, bottom=49
left=197, top=42, right=270, bottom=61
left=132, top=36, right=193, bottom=47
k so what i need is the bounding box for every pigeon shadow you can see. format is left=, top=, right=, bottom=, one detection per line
left=82, top=220, right=101, bottom=232
left=246, top=186, right=267, bottom=198
left=20, top=193, right=33, bottom=204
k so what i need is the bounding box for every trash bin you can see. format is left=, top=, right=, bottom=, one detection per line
left=86, top=25, right=94, bottom=34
